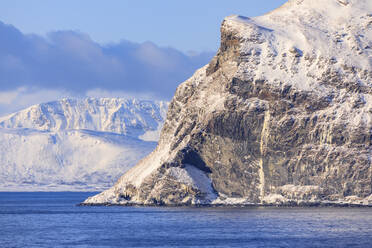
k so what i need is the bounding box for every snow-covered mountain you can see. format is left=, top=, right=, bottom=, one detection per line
left=84, top=0, right=372, bottom=206
left=0, top=98, right=168, bottom=142
left=0, top=98, right=168, bottom=191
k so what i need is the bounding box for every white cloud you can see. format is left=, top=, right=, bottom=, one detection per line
left=0, top=87, right=169, bottom=116
left=0, top=21, right=214, bottom=99
left=0, top=87, right=25, bottom=104
left=0, top=87, right=73, bottom=116
left=86, top=88, right=162, bottom=101
left=0, top=21, right=214, bottom=115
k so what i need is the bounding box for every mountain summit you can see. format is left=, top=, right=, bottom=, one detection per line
left=84, top=0, right=372, bottom=206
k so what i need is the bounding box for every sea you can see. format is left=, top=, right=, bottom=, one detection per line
left=0, top=192, right=371, bottom=248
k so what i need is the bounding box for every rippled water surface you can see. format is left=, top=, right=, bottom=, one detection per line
left=0, top=192, right=371, bottom=248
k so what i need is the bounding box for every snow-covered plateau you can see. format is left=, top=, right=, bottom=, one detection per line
left=0, top=98, right=168, bottom=191
left=84, top=0, right=372, bottom=207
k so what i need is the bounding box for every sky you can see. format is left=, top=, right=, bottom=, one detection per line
left=0, top=0, right=287, bottom=115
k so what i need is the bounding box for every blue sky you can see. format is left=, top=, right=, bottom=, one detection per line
left=0, top=0, right=286, bottom=52
left=0, top=1, right=288, bottom=115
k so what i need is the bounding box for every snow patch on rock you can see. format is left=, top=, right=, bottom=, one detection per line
left=168, top=165, right=216, bottom=199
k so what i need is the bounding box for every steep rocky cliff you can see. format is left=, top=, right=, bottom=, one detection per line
left=84, top=0, right=372, bottom=206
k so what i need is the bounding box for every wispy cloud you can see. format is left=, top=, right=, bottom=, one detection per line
left=0, top=87, right=72, bottom=115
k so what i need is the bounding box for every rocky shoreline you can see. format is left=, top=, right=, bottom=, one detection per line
left=80, top=202, right=372, bottom=208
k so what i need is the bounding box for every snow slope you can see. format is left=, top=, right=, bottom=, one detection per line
left=0, top=98, right=168, bottom=191
left=224, top=0, right=372, bottom=92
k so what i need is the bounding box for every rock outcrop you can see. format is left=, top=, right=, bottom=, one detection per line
left=83, top=0, right=372, bottom=206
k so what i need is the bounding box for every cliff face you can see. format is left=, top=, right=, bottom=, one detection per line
left=84, top=0, right=372, bottom=206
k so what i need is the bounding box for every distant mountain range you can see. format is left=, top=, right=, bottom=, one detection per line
left=0, top=98, right=168, bottom=191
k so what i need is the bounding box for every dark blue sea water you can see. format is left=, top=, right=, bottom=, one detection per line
left=0, top=192, right=371, bottom=248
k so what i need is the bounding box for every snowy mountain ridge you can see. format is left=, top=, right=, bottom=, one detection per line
left=224, top=0, right=372, bottom=92
left=0, top=98, right=168, bottom=191
left=0, top=98, right=168, bottom=142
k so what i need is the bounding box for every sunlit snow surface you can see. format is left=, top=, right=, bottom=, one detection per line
left=0, top=98, right=168, bottom=191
